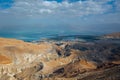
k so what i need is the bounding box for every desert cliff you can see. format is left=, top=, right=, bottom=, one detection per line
left=0, top=33, right=120, bottom=80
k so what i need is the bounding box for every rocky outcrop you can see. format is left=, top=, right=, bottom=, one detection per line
left=0, top=37, right=120, bottom=80
left=102, top=32, right=120, bottom=39
left=0, top=38, right=58, bottom=79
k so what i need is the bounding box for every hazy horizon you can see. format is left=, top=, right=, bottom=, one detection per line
left=0, top=0, right=120, bottom=40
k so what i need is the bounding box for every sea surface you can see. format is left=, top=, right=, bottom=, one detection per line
left=0, top=29, right=115, bottom=42
left=0, top=30, right=104, bottom=42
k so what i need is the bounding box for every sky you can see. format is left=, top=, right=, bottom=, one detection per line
left=0, top=0, right=120, bottom=34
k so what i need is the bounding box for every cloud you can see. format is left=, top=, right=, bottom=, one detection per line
left=0, top=0, right=115, bottom=16
left=0, top=0, right=120, bottom=32
left=115, top=0, right=120, bottom=11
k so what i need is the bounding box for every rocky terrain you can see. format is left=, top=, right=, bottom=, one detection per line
left=102, top=32, right=120, bottom=39
left=0, top=33, right=120, bottom=80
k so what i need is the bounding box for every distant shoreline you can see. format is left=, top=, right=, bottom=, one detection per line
left=0, top=32, right=120, bottom=42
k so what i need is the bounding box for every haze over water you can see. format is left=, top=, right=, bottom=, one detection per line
left=0, top=0, right=120, bottom=41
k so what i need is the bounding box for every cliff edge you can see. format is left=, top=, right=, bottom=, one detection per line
left=0, top=35, right=120, bottom=80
